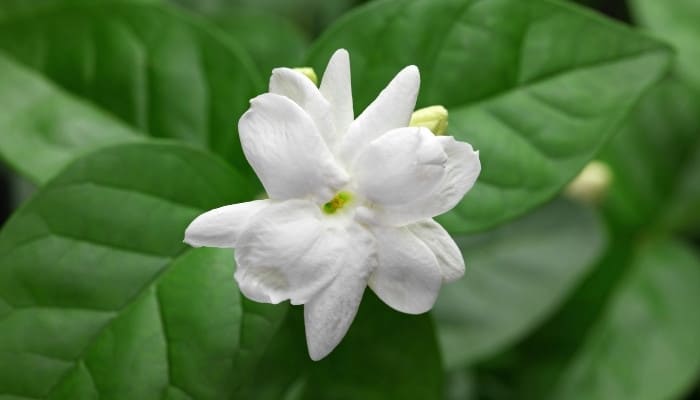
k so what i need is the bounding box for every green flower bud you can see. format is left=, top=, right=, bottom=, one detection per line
left=410, top=105, right=448, bottom=135
left=294, top=67, right=318, bottom=85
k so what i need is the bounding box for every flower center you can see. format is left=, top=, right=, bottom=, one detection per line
left=322, top=191, right=353, bottom=214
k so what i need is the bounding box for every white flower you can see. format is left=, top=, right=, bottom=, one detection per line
left=184, top=49, right=481, bottom=361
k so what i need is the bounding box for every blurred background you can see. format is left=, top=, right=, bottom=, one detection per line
left=0, top=0, right=699, bottom=399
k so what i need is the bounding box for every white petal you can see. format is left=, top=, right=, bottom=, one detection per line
left=234, top=200, right=331, bottom=304
left=319, top=49, right=353, bottom=147
left=304, top=223, right=374, bottom=361
left=269, top=68, right=335, bottom=145
left=184, top=200, right=269, bottom=248
left=238, top=93, right=349, bottom=202
left=338, top=65, right=420, bottom=165
left=375, top=136, right=481, bottom=226
left=408, top=219, right=465, bottom=283
left=234, top=200, right=369, bottom=306
left=354, top=127, right=447, bottom=206
left=368, top=227, right=442, bottom=314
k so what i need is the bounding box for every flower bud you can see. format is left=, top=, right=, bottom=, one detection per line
left=410, top=105, right=448, bottom=135
left=294, top=67, right=318, bottom=85
left=565, top=161, right=613, bottom=205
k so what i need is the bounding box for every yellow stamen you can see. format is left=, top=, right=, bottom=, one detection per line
left=322, top=191, right=352, bottom=214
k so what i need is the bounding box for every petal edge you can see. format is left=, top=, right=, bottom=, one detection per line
left=303, top=223, right=375, bottom=360
left=320, top=49, right=354, bottom=148
left=184, top=200, right=269, bottom=248
left=239, top=93, right=349, bottom=202
left=369, top=227, right=442, bottom=314
left=408, top=219, right=465, bottom=283
left=338, top=65, right=420, bottom=165
left=375, top=136, right=481, bottom=225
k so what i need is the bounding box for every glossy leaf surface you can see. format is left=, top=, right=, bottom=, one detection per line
left=308, top=0, right=670, bottom=233
left=0, top=142, right=286, bottom=399
left=0, top=54, right=141, bottom=184
left=0, top=2, right=263, bottom=178
left=434, top=199, right=605, bottom=369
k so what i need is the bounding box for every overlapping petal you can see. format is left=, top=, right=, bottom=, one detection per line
left=319, top=49, right=354, bottom=148
left=368, top=227, right=442, bottom=314
left=238, top=93, right=349, bottom=202
left=304, top=224, right=375, bottom=361
left=338, top=65, right=420, bottom=165
left=408, top=219, right=465, bottom=282
left=234, top=199, right=371, bottom=307
left=353, top=127, right=447, bottom=207
left=269, top=68, right=334, bottom=144
left=184, top=200, right=269, bottom=248
left=374, top=136, right=481, bottom=226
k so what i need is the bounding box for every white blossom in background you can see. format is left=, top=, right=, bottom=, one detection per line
left=184, top=49, right=481, bottom=361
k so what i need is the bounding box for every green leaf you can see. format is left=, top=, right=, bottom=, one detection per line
left=434, top=198, right=606, bottom=369
left=603, top=78, right=700, bottom=232
left=0, top=2, right=263, bottom=180
left=307, top=0, right=670, bottom=233
left=0, top=0, right=162, bottom=20
left=0, top=53, right=141, bottom=185
left=305, top=293, right=443, bottom=400
left=0, top=142, right=286, bottom=399
left=548, top=239, right=700, bottom=400
left=245, top=293, right=444, bottom=400
left=484, top=235, right=700, bottom=400
left=209, top=10, right=309, bottom=74
left=444, top=369, right=478, bottom=400
left=169, top=0, right=359, bottom=35
left=630, top=0, right=700, bottom=90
